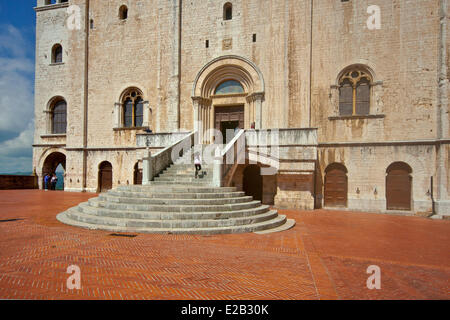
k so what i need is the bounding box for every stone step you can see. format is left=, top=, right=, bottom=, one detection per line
left=116, top=185, right=237, bottom=193
left=254, top=219, right=296, bottom=234
left=160, top=173, right=211, bottom=178
left=57, top=210, right=288, bottom=235
left=148, top=181, right=213, bottom=186
left=56, top=143, right=293, bottom=235
left=78, top=202, right=271, bottom=220
left=168, top=164, right=214, bottom=169
left=159, top=169, right=213, bottom=176
left=107, top=190, right=246, bottom=199
left=88, top=198, right=262, bottom=212
left=98, top=194, right=254, bottom=206
left=64, top=208, right=279, bottom=229
left=159, top=172, right=212, bottom=179
left=153, top=177, right=214, bottom=183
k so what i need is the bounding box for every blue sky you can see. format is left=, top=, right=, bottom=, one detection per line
left=0, top=0, right=36, bottom=173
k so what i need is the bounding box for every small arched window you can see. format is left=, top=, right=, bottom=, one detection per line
left=119, top=5, right=128, bottom=20
left=223, top=3, right=232, bottom=20
left=52, top=44, right=63, bottom=64
left=122, top=89, right=144, bottom=128
left=52, top=99, right=67, bottom=134
left=215, top=80, right=244, bottom=95
left=338, top=68, right=372, bottom=116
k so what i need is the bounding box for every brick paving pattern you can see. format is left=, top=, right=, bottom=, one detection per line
left=0, top=190, right=448, bottom=300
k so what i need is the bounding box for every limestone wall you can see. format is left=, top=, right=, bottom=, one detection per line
left=31, top=0, right=449, bottom=215
left=317, top=143, right=436, bottom=214
left=311, top=0, right=441, bottom=143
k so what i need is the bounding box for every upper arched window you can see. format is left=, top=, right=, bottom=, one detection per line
left=122, top=88, right=144, bottom=128
left=52, top=44, right=63, bottom=64
left=223, top=3, right=232, bottom=20
left=51, top=99, right=67, bottom=134
left=119, top=5, right=128, bottom=20
left=215, top=80, right=244, bottom=95
left=338, top=68, right=372, bottom=116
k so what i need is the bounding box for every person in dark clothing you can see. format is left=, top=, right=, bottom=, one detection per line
left=51, top=174, right=58, bottom=190
left=44, top=174, right=50, bottom=191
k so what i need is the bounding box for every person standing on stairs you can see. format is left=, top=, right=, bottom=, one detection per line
left=194, top=152, right=202, bottom=179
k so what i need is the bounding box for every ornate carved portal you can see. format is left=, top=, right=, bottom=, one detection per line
left=192, top=56, right=265, bottom=144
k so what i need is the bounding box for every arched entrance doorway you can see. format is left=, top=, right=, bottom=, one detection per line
left=98, top=161, right=113, bottom=192
left=243, top=165, right=263, bottom=202
left=192, top=56, right=265, bottom=144
left=42, top=152, right=66, bottom=190
left=386, top=162, right=412, bottom=210
left=324, top=163, right=348, bottom=207
left=134, top=162, right=142, bottom=185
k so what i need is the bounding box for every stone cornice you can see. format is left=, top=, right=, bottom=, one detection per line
left=328, top=114, right=385, bottom=121
left=319, top=139, right=450, bottom=148
left=34, top=3, right=69, bottom=12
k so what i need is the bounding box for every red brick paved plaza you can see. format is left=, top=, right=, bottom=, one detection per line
left=0, top=190, right=448, bottom=300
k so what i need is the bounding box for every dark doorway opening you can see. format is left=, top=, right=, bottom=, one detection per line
left=99, top=161, right=113, bottom=192
left=220, top=120, right=240, bottom=144
left=42, top=152, right=66, bottom=191
left=243, top=165, right=263, bottom=202
left=215, top=105, right=244, bottom=144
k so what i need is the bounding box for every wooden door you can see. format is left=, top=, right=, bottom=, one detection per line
left=324, top=164, right=348, bottom=207
left=215, top=106, right=244, bottom=130
left=386, top=163, right=412, bottom=210
left=99, top=162, right=113, bottom=192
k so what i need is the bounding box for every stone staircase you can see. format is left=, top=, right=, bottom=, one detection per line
left=57, top=146, right=295, bottom=235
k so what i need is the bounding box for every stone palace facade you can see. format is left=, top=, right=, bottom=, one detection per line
left=33, top=0, right=450, bottom=218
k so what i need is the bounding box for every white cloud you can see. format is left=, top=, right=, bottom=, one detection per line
left=0, top=121, right=34, bottom=173
left=0, top=71, right=34, bottom=133
left=0, top=122, right=34, bottom=158
left=0, top=25, right=35, bottom=173
left=0, top=25, right=29, bottom=58
left=0, top=25, right=34, bottom=134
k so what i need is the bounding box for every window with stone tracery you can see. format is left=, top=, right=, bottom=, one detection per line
left=338, top=69, right=371, bottom=116
left=122, top=89, right=144, bottom=128
left=51, top=99, right=67, bottom=134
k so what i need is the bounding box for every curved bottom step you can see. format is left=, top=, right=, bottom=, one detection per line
left=56, top=211, right=289, bottom=235
left=254, top=219, right=296, bottom=234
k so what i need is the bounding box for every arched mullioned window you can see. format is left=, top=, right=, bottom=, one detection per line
left=215, top=80, right=244, bottom=95
left=338, top=68, right=372, bottom=116
left=122, top=88, right=144, bottom=128
left=223, top=3, right=232, bottom=20
left=51, top=99, right=67, bottom=134
left=52, top=44, right=63, bottom=63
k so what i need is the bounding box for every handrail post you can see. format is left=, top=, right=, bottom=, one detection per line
left=213, top=146, right=222, bottom=187
left=142, top=147, right=153, bottom=185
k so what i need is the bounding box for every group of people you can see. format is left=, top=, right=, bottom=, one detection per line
left=44, top=173, right=58, bottom=191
